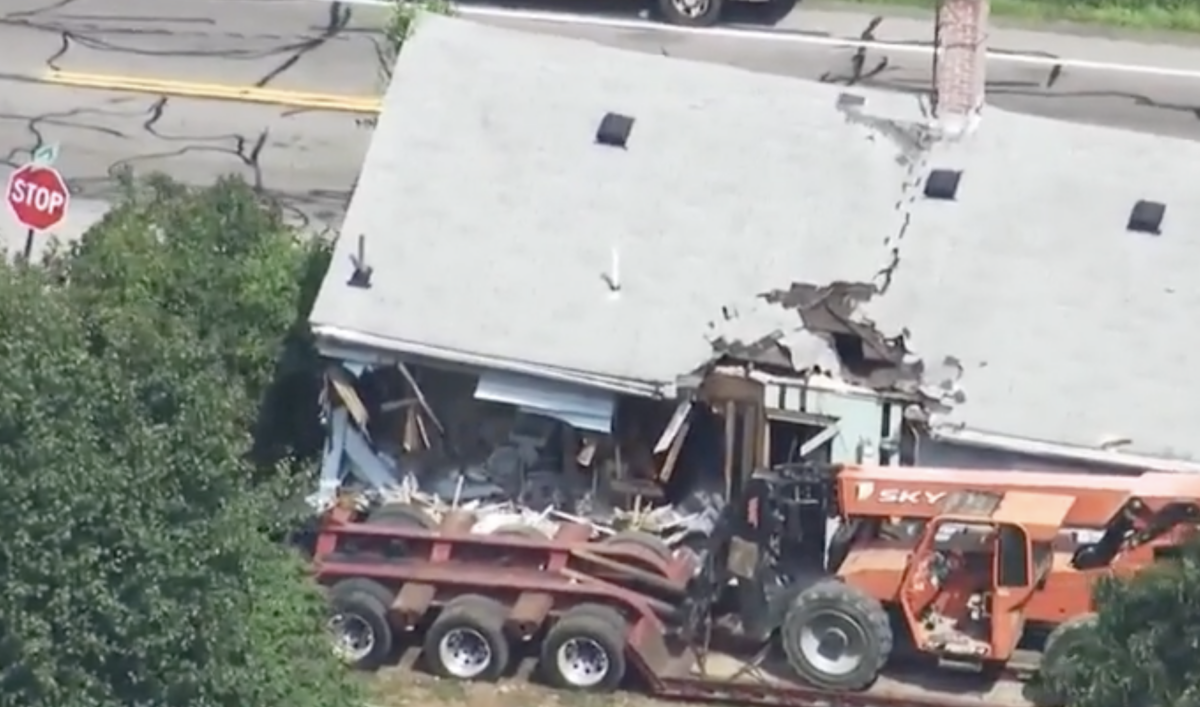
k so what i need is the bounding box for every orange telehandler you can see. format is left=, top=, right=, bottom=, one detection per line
left=726, top=463, right=1200, bottom=704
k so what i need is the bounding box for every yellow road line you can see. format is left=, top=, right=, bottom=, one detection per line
left=41, top=69, right=381, bottom=114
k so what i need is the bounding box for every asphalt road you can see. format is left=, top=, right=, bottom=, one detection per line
left=1, top=0, right=1199, bottom=254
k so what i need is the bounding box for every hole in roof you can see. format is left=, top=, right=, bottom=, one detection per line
left=837, top=93, right=866, bottom=110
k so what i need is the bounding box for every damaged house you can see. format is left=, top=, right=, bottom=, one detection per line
left=306, top=15, right=1200, bottom=545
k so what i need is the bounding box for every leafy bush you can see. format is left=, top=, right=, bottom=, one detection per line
left=0, top=175, right=356, bottom=707
left=1041, top=541, right=1200, bottom=707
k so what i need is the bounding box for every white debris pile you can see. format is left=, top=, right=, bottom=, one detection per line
left=370, top=471, right=718, bottom=547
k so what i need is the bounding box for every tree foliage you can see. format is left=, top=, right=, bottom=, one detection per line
left=0, top=175, right=356, bottom=707
left=1043, top=542, right=1200, bottom=707
left=53, top=173, right=330, bottom=479
left=385, top=0, right=453, bottom=57
left=360, top=0, right=454, bottom=130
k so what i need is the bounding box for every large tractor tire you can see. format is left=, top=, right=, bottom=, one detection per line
left=780, top=580, right=893, bottom=691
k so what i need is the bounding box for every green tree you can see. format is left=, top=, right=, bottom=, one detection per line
left=0, top=177, right=358, bottom=707
left=1040, top=543, right=1200, bottom=707
left=51, top=173, right=330, bottom=479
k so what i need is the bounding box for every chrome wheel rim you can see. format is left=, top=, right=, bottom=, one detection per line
left=798, top=612, right=866, bottom=676
left=555, top=637, right=610, bottom=687
left=671, top=0, right=711, bottom=18
left=438, top=627, right=493, bottom=679
left=328, top=614, right=375, bottom=663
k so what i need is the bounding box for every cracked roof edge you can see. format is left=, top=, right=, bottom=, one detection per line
left=708, top=101, right=949, bottom=406
left=709, top=279, right=928, bottom=399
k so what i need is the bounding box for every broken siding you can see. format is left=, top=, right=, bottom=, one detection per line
left=761, top=374, right=905, bottom=466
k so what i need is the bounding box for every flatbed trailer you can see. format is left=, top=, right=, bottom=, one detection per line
left=314, top=506, right=1038, bottom=707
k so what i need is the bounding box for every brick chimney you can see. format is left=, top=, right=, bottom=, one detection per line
left=933, top=0, right=989, bottom=134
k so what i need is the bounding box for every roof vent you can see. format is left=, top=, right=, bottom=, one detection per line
left=596, top=112, right=634, bottom=149
left=1127, top=199, right=1165, bottom=235
left=347, top=234, right=373, bottom=289
left=837, top=92, right=866, bottom=111
left=924, top=169, right=962, bottom=201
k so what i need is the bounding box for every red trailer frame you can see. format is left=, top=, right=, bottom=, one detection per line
left=313, top=507, right=1036, bottom=707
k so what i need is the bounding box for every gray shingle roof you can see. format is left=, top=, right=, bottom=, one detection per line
left=309, top=14, right=1200, bottom=461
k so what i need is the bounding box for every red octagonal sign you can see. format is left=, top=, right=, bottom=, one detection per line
left=7, top=163, right=70, bottom=232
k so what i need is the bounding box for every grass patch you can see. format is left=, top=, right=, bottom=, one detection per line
left=836, top=0, right=1200, bottom=32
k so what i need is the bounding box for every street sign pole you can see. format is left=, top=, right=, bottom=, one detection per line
left=21, top=226, right=33, bottom=262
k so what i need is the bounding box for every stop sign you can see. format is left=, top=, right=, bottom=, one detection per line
left=6, top=163, right=70, bottom=232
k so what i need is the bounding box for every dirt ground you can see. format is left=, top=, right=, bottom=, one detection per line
left=363, top=659, right=1035, bottom=707
left=365, top=667, right=682, bottom=707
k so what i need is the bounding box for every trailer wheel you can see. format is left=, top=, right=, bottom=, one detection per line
left=781, top=580, right=892, bottom=691
left=541, top=604, right=627, bottom=692
left=424, top=595, right=510, bottom=682
left=655, top=0, right=723, bottom=27
left=327, top=578, right=395, bottom=670
left=1026, top=613, right=1098, bottom=707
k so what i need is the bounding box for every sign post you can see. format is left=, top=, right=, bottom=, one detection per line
left=6, top=144, right=69, bottom=261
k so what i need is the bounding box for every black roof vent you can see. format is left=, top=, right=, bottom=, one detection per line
left=1127, top=199, right=1165, bottom=235
left=924, top=169, right=962, bottom=201
left=347, top=234, right=373, bottom=289
left=596, top=112, right=634, bottom=149
left=837, top=92, right=866, bottom=111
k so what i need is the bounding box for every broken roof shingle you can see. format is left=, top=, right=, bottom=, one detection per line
left=309, top=15, right=1200, bottom=462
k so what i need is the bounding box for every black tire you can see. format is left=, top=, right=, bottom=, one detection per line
left=364, top=503, right=434, bottom=558
left=825, top=521, right=858, bottom=573
left=601, top=530, right=672, bottom=561
left=541, top=604, right=628, bottom=692
left=367, top=502, right=434, bottom=528
left=489, top=523, right=549, bottom=540
left=1026, top=613, right=1097, bottom=707
left=656, top=0, right=723, bottom=27
left=327, top=578, right=396, bottom=670
left=424, top=594, right=510, bottom=682
left=780, top=580, right=892, bottom=691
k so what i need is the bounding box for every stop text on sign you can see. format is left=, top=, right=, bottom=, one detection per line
left=10, top=178, right=66, bottom=213
left=6, top=163, right=70, bottom=232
